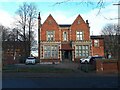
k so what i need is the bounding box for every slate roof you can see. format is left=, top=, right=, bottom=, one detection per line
left=90, top=35, right=104, bottom=39
left=59, top=24, right=71, bottom=28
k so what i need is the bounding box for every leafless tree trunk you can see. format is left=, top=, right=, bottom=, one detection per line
left=27, top=3, right=37, bottom=56
left=16, top=2, right=37, bottom=57
left=101, top=24, right=119, bottom=59
left=16, top=2, right=29, bottom=57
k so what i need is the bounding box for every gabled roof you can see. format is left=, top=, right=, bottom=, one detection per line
left=90, top=35, right=104, bottom=39
left=71, top=14, right=86, bottom=25
left=42, top=14, right=58, bottom=26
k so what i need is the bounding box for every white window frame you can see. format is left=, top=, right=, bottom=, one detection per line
left=94, top=39, right=99, bottom=47
left=46, top=31, right=55, bottom=41
left=43, top=45, right=58, bottom=59
left=75, top=45, right=89, bottom=57
left=63, top=31, right=68, bottom=41
left=76, top=31, right=83, bottom=41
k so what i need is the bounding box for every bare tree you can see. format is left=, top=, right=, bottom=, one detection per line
left=15, top=2, right=37, bottom=56
left=0, top=25, right=9, bottom=41
left=53, top=0, right=119, bottom=20
left=101, top=24, right=118, bottom=35
left=101, top=24, right=119, bottom=59
left=16, top=2, right=28, bottom=41
left=27, top=3, right=37, bottom=56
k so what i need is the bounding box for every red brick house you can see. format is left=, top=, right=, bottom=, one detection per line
left=90, top=36, right=104, bottom=57
left=38, top=13, right=104, bottom=63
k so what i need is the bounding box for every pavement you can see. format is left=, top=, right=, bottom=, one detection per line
left=2, top=71, right=119, bottom=79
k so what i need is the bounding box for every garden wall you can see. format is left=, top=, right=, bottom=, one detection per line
left=96, top=59, right=119, bottom=73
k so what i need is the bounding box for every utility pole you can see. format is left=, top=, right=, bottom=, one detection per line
left=113, top=2, right=120, bottom=60
left=38, top=12, right=41, bottom=62
left=113, top=2, right=120, bottom=88
left=0, top=26, right=2, bottom=90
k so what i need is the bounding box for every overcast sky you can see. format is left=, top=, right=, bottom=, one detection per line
left=0, top=0, right=119, bottom=39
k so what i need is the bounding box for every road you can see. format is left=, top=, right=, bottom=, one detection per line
left=2, top=74, right=119, bottom=88
left=2, top=63, right=119, bottom=88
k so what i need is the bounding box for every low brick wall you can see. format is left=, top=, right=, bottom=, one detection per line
left=96, top=59, right=119, bottom=73
left=2, top=56, right=19, bottom=66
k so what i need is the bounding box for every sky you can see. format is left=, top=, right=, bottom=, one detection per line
left=0, top=0, right=119, bottom=39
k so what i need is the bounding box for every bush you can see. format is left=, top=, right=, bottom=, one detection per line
left=80, top=64, right=96, bottom=72
left=35, top=57, right=40, bottom=63
left=19, top=56, right=27, bottom=63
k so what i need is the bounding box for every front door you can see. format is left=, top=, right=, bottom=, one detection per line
left=62, top=50, right=72, bottom=61
left=64, top=51, right=69, bottom=59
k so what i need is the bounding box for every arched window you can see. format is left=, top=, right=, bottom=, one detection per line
left=94, top=39, right=99, bottom=47
left=63, top=32, right=67, bottom=41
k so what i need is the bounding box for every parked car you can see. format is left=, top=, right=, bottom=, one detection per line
left=80, top=58, right=85, bottom=63
left=80, top=56, right=104, bottom=64
left=25, top=57, right=36, bottom=65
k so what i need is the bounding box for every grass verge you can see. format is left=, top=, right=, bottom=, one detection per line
left=2, top=65, right=73, bottom=73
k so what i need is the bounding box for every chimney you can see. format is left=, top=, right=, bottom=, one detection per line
left=38, top=12, right=41, bottom=20
left=86, top=20, right=89, bottom=26
left=38, top=12, right=41, bottom=61
left=86, top=20, right=89, bottom=27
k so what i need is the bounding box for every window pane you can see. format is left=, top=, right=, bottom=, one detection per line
left=86, top=51, right=88, bottom=53
left=76, top=51, right=78, bottom=53
left=76, top=46, right=78, bottom=50
left=94, top=40, right=99, bottom=47
left=47, top=31, right=54, bottom=41
left=76, top=31, right=83, bottom=40
left=79, top=50, right=82, bottom=53
left=86, top=54, right=89, bottom=56
left=83, top=53, right=85, bottom=56
left=86, top=46, right=88, bottom=49
left=82, top=46, right=85, bottom=49
left=79, top=53, right=82, bottom=56
left=79, top=46, right=81, bottom=49
left=77, top=32, right=79, bottom=34
left=76, top=53, right=79, bottom=57
left=80, top=32, right=82, bottom=34
left=80, top=35, right=83, bottom=40
left=63, top=32, right=67, bottom=41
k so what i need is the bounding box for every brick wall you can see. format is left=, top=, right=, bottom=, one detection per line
left=96, top=59, right=119, bottom=73
left=91, top=38, right=104, bottom=56
left=71, top=15, right=90, bottom=41
left=41, top=14, right=59, bottom=41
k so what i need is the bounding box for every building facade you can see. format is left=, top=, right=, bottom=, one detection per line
left=2, top=41, right=30, bottom=65
left=38, top=14, right=104, bottom=63
left=90, top=36, right=104, bottom=57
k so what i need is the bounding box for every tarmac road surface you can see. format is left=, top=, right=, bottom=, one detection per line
left=2, top=73, right=119, bottom=88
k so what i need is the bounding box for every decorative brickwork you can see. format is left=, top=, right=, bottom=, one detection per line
left=38, top=14, right=104, bottom=63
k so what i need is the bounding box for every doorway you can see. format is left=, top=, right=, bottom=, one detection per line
left=62, top=50, right=72, bottom=62
left=64, top=51, right=69, bottom=59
